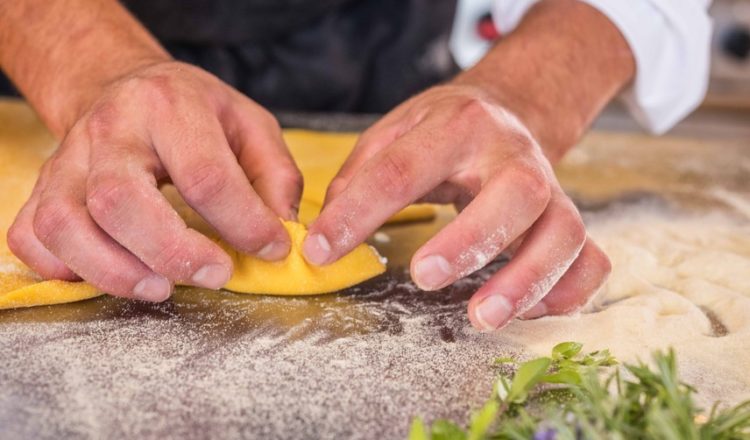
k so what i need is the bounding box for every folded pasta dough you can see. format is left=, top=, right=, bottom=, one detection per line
left=217, top=221, right=386, bottom=295
left=0, top=256, right=101, bottom=310
left=0, top=129, right=418, bottom=309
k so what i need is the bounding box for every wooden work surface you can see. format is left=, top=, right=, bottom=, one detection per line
left=0, top=99, right=748, bottom=439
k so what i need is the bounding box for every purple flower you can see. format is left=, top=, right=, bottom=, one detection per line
left=533, top=427, right=557, bottom=440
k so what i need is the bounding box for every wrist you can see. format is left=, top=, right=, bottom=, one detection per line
left=453, top=54, right=581, bottom=165
left=453, top=0, right=634, bottom=163
left=0, top=0, right=171, bottom=138
left=49, top=53, right=173, bottom=136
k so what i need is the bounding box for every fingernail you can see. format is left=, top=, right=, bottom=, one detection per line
left=303, top=233, right=331, bottom=266
left=520, top=301, right=548, bottom=320
left=133, top=275, right=172, bottom=302
left=475, top=295, right=513, bottom=331
left=413, top=255, right=452, bottom=290
left=256, top=241, right=290, bottom=261
left=191, top=264, right=230, bottom=289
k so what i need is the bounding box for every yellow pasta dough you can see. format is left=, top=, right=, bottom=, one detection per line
left=0, top=256, right=101, bottom=310
left=217, top=221, right=386, bottom=295
left=0, top=220, right=387, bottom=308
left=0, top=280, right=100, bottom=310
left=0, top=106, right=428, bottom=309
left=285, top=130, right=436, bottom=225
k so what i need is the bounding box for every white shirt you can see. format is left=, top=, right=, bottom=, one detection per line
left=450, top=0, right=713, bottom=134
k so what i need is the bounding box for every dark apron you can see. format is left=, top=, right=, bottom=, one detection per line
left=124, top=0, right=459, bottom=113
left=1, top=1, right=459, bottom=113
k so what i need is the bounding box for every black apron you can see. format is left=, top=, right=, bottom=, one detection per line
left=126, top=0, right=459, bottom=113
left=1, top=0, right=459, bottom=113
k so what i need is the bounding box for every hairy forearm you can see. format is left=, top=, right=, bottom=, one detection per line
left=0, top=0, right=170, bottom=137
left=456, top=0, right=635, bottom=163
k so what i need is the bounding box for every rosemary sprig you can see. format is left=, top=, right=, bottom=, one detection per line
left=409, top=343, right=750, bottom=440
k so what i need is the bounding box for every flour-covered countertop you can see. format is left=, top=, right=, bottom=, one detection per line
left=1, top=100, right=748, bottom=439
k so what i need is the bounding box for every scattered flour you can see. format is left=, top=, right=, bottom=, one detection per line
left=455, top=226, right=508, bottom=278
left=1, top=110, right=749, bottom=438
left=504, top=201, right=750, bottom=411
left=0, top=274, right=509, bottom=439
left=2, top=199, right=748, bottom=439
left=374, top=231, right=391, bottom=243
left=0, top=262, right=22, bottom=275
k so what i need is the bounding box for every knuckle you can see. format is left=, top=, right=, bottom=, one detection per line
left=328, top=212, right=359, bottom=250
left=451, top=228, right=505, bottom=275
left=458, top=96, right=492, bottom=120
left=282, top=165, right=304, bottom=194
left=133, top=75, right=177, bottom=108
left=443, top=97, right=492, bottom=133
left=224, top=216, right=279, bottom=253
left=88, top=268, right=130, bottom=293
left=517, top=264, right=550, bottom=292
left=6, top=221, right=26, bottom=255
left=589, top=242, right=613, bottom=278
left=371, top=152, right=412, bottom=200
left=241, top=103, right=281, bottom=133
left=355, top=130, right=385, bottom=152
left=562, top=246, right=612, bottom=314
left=505, top=127, right=536, bottom=152
left=150, top=240, right=189, bottom=277
left=556, top=204, right=586, bottom=246
left=180, top=163, right=230, bottom=206
left=46, top=156, right=70, bottom=178
left=462, top=226, right=498, bottom=254
left=258, top=110, right=281, bottom=131
left=513, top=166, right=551, bottom=206
left=86, top=103, right=119, bottom=140
left=235, top=231, right=273, bottom=254
left=326, top=176, right=348, bottom=200
left=86, top=176, right=133, bottom=221
left=33, top=201, right=75, bottom=245
left=356, top=131, right=376, bottom=149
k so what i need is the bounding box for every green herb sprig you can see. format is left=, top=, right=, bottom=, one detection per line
left=409, top=343, right=750, bottom=440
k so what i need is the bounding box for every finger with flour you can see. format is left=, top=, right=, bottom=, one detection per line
left=467, top=197, right=587, bottom=330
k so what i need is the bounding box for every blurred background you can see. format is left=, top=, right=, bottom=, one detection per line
left=603, top=0, right=750, bottom=138
left=451, top=0, right=750, bottom=138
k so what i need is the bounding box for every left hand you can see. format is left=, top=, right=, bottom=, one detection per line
left=301, top=83, right=611, bottom=331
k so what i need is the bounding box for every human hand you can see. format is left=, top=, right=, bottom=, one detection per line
left=8, top=61, right=302, bottom=302
left=302, top=84, right=611, bottom=330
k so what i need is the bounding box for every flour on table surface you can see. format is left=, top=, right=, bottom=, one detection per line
left=2, top=198, right=749, bottom=439
left=2, top=116, right=750, bottom=438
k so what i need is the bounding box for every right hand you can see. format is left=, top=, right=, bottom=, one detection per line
left=304, top=83, right=611, bottom=330
left=7, top=61, right=303, bottom=301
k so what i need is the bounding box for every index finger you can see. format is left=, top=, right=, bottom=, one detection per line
left=323, top=101, right=421, bottom=205
left=303, top=121, right=462, bottom=266
left=223, top=95, right=303, bottom=221
left=151, top=104, right=291, bottom=261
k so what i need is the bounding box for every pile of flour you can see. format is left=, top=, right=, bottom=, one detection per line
left=503, top=198, right=750, bottom=409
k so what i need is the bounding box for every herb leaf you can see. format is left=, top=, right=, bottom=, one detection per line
left=540, top=369, right=581, bottom=385
left=467, top=400, right=499, bottom=440
left=408, top=417, right=428, bottom=440
left=551, top=341, right=583, bottom=359
left=431, top=420, right=467, bottom=440
left=506, top=357, right=551, bottom=403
